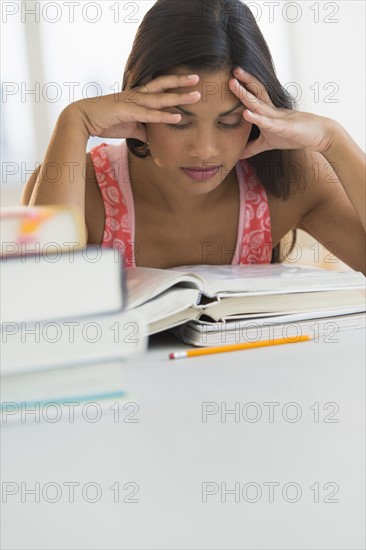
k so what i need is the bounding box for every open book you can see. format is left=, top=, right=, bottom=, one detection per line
left=125, top=264, right=366, bottom=337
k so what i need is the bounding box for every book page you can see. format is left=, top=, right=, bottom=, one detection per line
left=204, top=289, right=366, bottom=321
left=134, top=287, right=200, bottom=333
left=125, top=267, right=205, bottom=309
left=178, top=312, right=366, bottom=346
left=171, top=264, right=365, bottom=295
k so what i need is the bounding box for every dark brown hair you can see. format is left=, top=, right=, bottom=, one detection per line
left=122, top=0, right=297, bottom=261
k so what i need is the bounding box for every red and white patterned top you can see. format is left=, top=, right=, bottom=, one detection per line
left=90, top=141, right=272, bottom=267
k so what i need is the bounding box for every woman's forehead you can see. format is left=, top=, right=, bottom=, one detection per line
left=163, top=66, right=234, bottom=96
left=166, top=65, right=232, bottom=80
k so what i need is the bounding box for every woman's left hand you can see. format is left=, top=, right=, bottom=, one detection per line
left=229, top=67, right=335, bottom=159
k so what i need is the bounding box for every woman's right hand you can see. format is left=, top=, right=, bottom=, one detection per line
left=67, top=74, right=201, bottom=142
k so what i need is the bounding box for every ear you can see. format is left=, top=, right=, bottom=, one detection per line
left=248, top=124, right=260, bottom=141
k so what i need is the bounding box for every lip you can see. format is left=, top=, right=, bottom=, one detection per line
left=182, top=165, right=222, bottom=171
left=181, top=164, right=222, bottom=182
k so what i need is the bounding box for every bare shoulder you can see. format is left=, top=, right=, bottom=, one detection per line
left=85, top=152, right=105, bottom=245
left=268, top=148, right=342, bottom=225
left=286, top=148, right=339, bottom=215
left=266, top=149, right=317, bottom=244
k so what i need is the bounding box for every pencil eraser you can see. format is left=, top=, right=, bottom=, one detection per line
left=169, top=353, right=175, bottom=360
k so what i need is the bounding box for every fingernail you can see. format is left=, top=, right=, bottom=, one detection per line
left=188, top=91, right=200, bottom=96
left=187, top=74, right=199, bottom=79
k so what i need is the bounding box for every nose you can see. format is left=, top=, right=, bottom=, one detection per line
left=188, top=128, right=220, bottom=161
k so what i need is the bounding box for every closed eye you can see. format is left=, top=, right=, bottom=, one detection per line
left=169, top=120, right=247, bottom=131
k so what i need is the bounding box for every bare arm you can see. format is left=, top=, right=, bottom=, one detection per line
left=229, top=68, right=366, bottom=273
left=321, top=121, right=366, bottom=231
left=298, top=123, right=366, bottom=275
left=297, top=146, right=366, bottom=275
left=22, top=106, right=90, bottom=243
left=21, top=74, right=203, bottom=248
left=20, top=164, right=41, bottom=205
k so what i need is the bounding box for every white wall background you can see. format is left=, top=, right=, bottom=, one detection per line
left=1, top=0, right=365, bottom=196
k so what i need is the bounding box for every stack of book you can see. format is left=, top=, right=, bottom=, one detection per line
left=2, top=205, right=365, bottom=410
left=125, top=263, right=366, bottom=346
left=1, top=206, right=147, bottom=413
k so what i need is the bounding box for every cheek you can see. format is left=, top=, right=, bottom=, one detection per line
left=237, top=124, right=253, bottom=143
left=221, top=125, right=253, bottom=156
left=148, top=127, right=186, bottom=167
left=145, top=125, right=179, bottom=167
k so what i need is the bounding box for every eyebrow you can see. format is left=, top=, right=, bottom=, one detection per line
left=171, top=101, right=244, bottom=117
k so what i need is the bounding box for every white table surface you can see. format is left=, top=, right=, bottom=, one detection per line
left=1, top=328, right=365, bottom=550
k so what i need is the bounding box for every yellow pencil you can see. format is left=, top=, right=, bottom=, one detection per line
left=168, top=334, right=312, bottom=359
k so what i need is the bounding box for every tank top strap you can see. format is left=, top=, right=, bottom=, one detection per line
left=90, top=143, right=272, bottom=267
left=89, top=142, right=136, bottom=267
left=236, top=159, right=272, bottom=264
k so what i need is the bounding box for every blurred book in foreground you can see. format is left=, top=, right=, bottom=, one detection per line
left=1, top=244, right=147, bottom=373
left=2, top=245, right=125, bottom=324
left=0, top=204, right=86, bottom=257
left=1, top=359, right=131, bottom=423
left=1, top=206, right=147, bottom=419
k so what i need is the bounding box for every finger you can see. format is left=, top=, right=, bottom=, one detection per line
left=120, top=88, right=201, bottom=111
left=229, top=80, right=274, bottom=116
left=139, top=73, right=200, bottom=94
left=242, top=108, right=275, bottom=130
left=125, top=105, right=188, bottom=125
left=232, top=67, right=273, bottom=105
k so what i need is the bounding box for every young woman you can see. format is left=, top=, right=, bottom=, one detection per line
left=21, top=0, right=366, bottom=274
